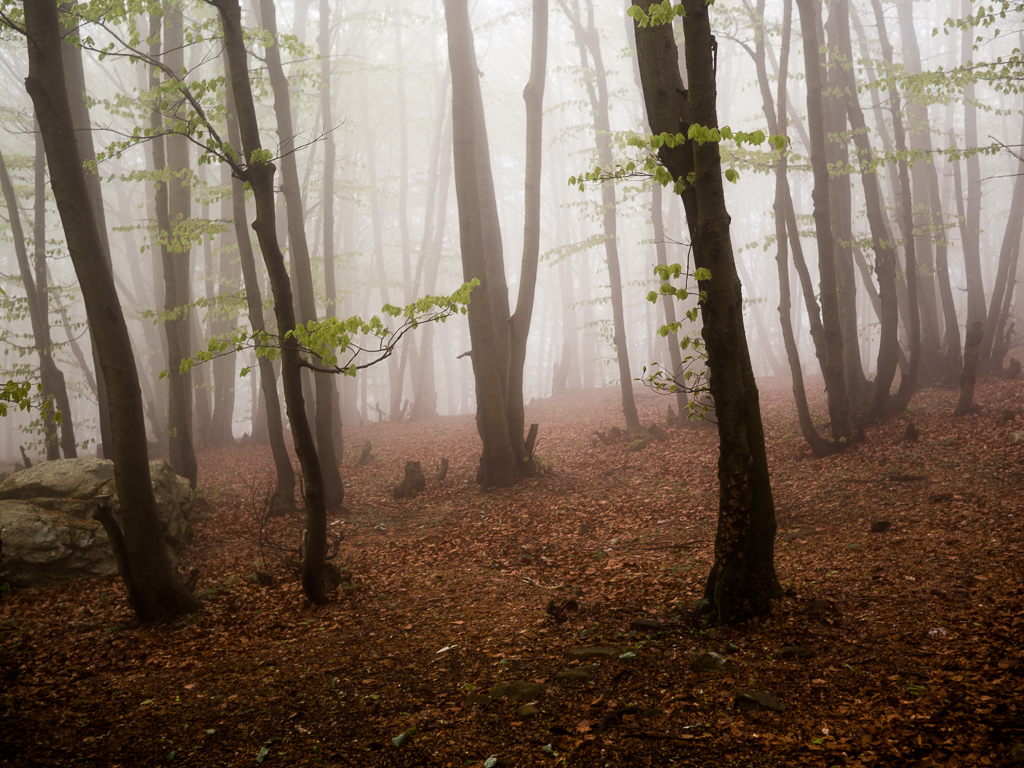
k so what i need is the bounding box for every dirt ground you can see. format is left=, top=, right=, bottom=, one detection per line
left=1, top=377, right=1022, bottom=767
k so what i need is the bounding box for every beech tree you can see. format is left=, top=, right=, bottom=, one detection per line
left=22, top=0, right=200, bottom=621
left=632, top=0, right=779, bottom=622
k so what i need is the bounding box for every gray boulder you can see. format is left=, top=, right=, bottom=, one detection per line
left=0, top=458, right=193, bottom=588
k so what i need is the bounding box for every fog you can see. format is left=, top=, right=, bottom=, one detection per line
left=0, top=0, right=1021, bottom=468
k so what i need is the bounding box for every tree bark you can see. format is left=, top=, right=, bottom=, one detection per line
left=0, top=146, right=77, bottom=459
left=444, top=0, right=519, bottom=487
left=634, top=1, right=779, bottom=622
left=259, top=0, right=344, bottom=508
left=560, top=0, right=641, bottom=432
left=159, top=5, right=198, bottom=488
left=25, top=0, right=200, bottom=621
left=954, top=322, right=984, bottom=416
left=215, top=0, right=330, bottom=602
left=795, top=0, right=853, bottom=441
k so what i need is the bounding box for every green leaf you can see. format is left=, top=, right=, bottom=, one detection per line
left=256, top=746, right=270, bottom=763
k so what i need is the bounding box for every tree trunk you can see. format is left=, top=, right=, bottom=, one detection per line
left=795, top=0, right=853, bottom=441
left=0, top=147, right=77, bottom=459
left=259, top=0, right=344, bottom=508
left=507, top=0, right=548, bottom=473
left=159, top=5, right=198, bottom=488
left=59, top=3, right=112, bottom=459
left=444, top=0, right=519, bottom=488
left=223, top=63, right=295, bottom=514
left=25, top=0, right=200, bottom=621
left=634, top=1, right=779, bottom=622
left=560, top=0, right=641, bottom=433
left=215, top=0, right=329, bottom=602
left=954, top=322, right=984, bottom=416
left=651, top=182, right=688, bottom=419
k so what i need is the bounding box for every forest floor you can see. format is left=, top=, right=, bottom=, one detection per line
left=1, top=377, right=1023, bottom=768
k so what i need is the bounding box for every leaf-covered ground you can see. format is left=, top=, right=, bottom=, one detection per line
left=2, top=378, right=1022, bottom=767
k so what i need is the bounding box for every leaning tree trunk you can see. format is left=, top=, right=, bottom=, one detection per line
left=634, top=1, right=779, bottom=622
left=25, top=0, right=200, bottom=622
left=260, top=0, right=344, bottom=508
left=59, top=1, right=112, bottom=460
left=215, top=0, right=330, bottom=603
left=223, top=67, right=296, bottom=514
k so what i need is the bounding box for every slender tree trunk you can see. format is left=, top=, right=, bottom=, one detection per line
left=651, top=182, right=688, bottom=419
left=223, top=17, right=295, bottom=514
left=979, top=122, right=1024, bottom=372
left=259, top=0, right=344, bottom=507
left=795, top=0, right=852, bottom=441
left=209, top=157, right=240, bottom=447
left=507, top=0, right=548, bottom=472
left=216, top=0, right=332, bottom=603
left=959, top=0, right=986, bottom=329
left=560, top=0, right=640, bottom=432
left=159, top=5, right=198, bottom=487
left=954, top=322, right=984, bottom=416
left=0, top=147, right=77, bottom=459
left=26, top=0, right=199, bottom=621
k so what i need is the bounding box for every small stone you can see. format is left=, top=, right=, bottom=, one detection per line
left=563, top=646, right=622, bottom=660
left=627, top=438, right=648, bottom=452
left=809, top=598, right=832, bottom=613
left=776, top=645, right=815, bottom=659
left=578, top=523, right=590, bottom=535
left=690, top=651, right=736, bottom=674
left=846, top=543, right=861, bottom=550
left=487, top=680, right=545, bottom=703
left=735, top=689, right=786, bottom=712
left=780, top=528, right=817, bottom=545
left=870, top=521, right=892, bottom=533
left=555, top=664, right=599, bottom=680
left=1010, top=431, right=1024, bottom=445
left=630, top=618, right=661, bottom=632
left=465, top=693, right=493, bottom=706
left=516, top=704, right=540, bottom=718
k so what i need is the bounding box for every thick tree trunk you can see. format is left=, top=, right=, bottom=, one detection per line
left=26, top=0, right=199, bottom=621
left=634, top=2, right=779, bottom=622
left=444, top=0, right=519, bottom=488
left=954, top=322, right=984, bottom=416
left=215, top=0, right=329, bottom=602
left=259, top=0, right=344, bottom=508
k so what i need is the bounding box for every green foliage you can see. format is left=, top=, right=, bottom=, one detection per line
left=172, top=280, right=478, bottom=379
left=569, top=129, right=787, bottom=194
left=0, top=379, right=31, bottom=417
left=627, top=1, right=686, bottom=28
left=640, top=265, right=713, bottom=421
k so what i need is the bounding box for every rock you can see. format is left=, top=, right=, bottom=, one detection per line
left=516, top=704, right=540, bottom=718
left=735, top=689, right=786, bottom=712
left=809, top=598, right=833, bottom=613
left=563, top=646, right=622, bottom=660
left=577, top=523, right=590, bottom=535
left=555, top=664, right=599, bottom=681
left=690, top=651, right=736, bottom=674
left=487, top=680, right=545, bottom=703
left=870, top=521, right=891, bottom=533
left=1009, top=431, right=1024, bottom=445
left=776, top=646, right=815, bottom=659
left=627, top=438, right=648, bottom=452
left=780, top=528, right=817, bottom=545
left=630, top=618, right=661, bottom=632
left=647, top=423, right=669, bottom=442
left=0, top=458, right=193, bottom=588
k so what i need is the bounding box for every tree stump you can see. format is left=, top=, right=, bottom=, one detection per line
left=393, top=461, right=426, bottom=499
